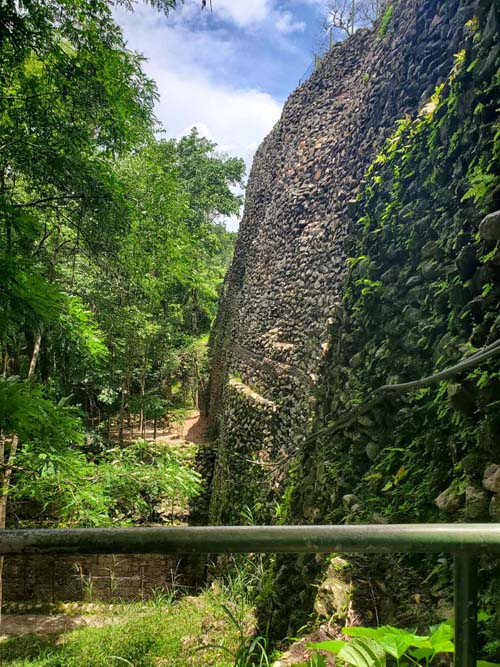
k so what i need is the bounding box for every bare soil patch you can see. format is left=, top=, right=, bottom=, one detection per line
left=110, top=410, right=208, bottom=447
left=0, top=613, right=113, bottom=639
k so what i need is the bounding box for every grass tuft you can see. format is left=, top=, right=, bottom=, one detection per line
left=0, top=590, right=253, bottom=667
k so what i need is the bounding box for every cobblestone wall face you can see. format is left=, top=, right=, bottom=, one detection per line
left=208, top=0, right=477, bottom=525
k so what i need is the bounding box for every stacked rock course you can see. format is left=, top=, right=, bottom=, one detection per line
left=208, top=0, right=477, bottom=525
left=207, top=0, right=500, bottom=642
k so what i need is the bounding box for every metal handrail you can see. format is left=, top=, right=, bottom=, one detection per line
left=1, top=524, right=500, bottom=555
left=2, top=523, right=499, bottom=667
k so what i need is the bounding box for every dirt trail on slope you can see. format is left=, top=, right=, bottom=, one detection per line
left=176, top=411, right=208, bottom=445
left=112, top=409, right=208, bottom=447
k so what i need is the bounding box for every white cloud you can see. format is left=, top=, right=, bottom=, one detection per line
left=163, top=0, right=307, bottom=35
left=209, top=0, right=305, bottom=33
left=275, top=11, right=306, bottom=33
left=209, top=0, right=271, bottom=28
left=114, top=5, right=284, bottom=229
left=152, top=65, right=281, bottom=169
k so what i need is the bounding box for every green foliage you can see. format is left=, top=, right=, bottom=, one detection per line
left=97, top=440, right=202, bottom=524
left=210, top=602, right=272, bottom=667
left=378, top=5, right=393, bottom=38
left=338, top=637, right=386, bottom=667
left=0, top=253, right=61, bottom=331
left=60, top=297, right=108, bottom=363
left=462, top=163, right=498, bottom=208
left=0, top=588, right=253, bottom=667
left=0, top=377, right=84, bottom=452
left=78, top=131, right=243, bottom=440
left=0, top=0, right=158, bottom=524
left=11, top=438, right=201, bottom=527
left=299, top=623, right=500, bottom=667
left=0, top=0, right=244, bottom=537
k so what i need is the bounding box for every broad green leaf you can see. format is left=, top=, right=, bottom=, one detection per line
left=429, top=623, right=453, bottom=642
left=429, top=622, right=454, bottom=654
left=344, top=625, right=430, bottom=660
left=338, top=637, right=386, bottom=667
left=478, top=611, right=492, bottom=623
left=308, top=639, right=347, bottom=654
left=343, top=625, right=429, bottom=651
left=409, top=647, right=433, bottom=661
left=432, top=639, right=454, bottom=654
left=378, top=626, right=430, bottom=648
left=381, top=625, right=429, bottom=647
left=342, top=627, right=382, bottom=639
left=377, top=634, right=413, bottom=660
left=477, top=661, right=500, bottom=667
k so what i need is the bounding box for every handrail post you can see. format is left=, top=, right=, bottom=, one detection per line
left=454, top=554, right=478, bottom=667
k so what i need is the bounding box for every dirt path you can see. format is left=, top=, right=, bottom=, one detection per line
left=0, top=612, right=114, bottom=638
left=111, top=410, right=208, bottom=447
left=176, top=411, right=208, bottom=445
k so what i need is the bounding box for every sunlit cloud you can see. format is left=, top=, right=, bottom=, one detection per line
left=114, top=1, right=321, bottom=228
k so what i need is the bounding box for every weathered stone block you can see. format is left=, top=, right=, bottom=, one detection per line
left=435, top=486, right=463, bottom=513
left=483, top=464, right=500, bottom=493
left=479, top=211, right=500, bottom=241
left=489, top=495, right=500, bottom=521
left=314, top=558, right=352, bottom=618
left=464, top=485, right=490, bottom=520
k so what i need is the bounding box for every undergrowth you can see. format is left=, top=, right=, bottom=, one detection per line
left=294, top=621, right=500, bottom=667
left=0, top=588, right=254, bottom=667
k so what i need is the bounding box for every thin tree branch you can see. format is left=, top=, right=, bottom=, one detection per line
left=305, top=337, right=500, bottom=444
left=31, top=225, right=53, bottom=256
left=13, top=194, right=108, bottom=209
left=251, top=338, right=500, bottom=471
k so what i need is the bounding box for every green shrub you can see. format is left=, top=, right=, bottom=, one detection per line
left=294, top=622, right=500, bottom=667
left=11, top=438, right=201, bottom=527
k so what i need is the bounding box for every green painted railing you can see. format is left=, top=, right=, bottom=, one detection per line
left=2, top=523, right=500, bottom=666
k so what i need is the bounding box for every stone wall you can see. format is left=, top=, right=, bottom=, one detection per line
left=3, top=554, right=198, bottom=603
left=209, top=379, right=280, bottom=524
left=265, top=0, right=500, bottom=640
left=208, top=0, right=479, bottom=524
left=207, top=0, right=500, bottom=649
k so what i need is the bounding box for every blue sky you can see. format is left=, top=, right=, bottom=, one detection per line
left=115, top=0, right=329, bottom=228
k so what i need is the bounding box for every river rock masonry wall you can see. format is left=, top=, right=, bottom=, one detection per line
left=207, top=0, right=479, bottom=525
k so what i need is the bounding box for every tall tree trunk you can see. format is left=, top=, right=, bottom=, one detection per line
left=28, top=333, right=42, bottom=380
left=126, top=373, right=132, bottom=434
left=119, top=381, right=126, bottom=445
left=2, top=346, right=8, bottom=377
left=139, top=365, right=146, bottom=439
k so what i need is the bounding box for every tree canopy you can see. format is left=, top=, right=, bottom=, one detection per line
left=0, top=0, right=244, bottom=534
